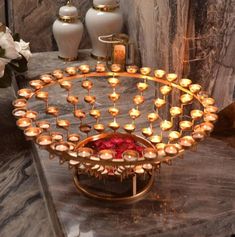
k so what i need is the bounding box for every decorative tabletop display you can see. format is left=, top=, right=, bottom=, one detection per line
left=53, top=0, right=84, bottom=61
left=0, top=23, right=31, bottom=88
left=13, top=62, right=218, bottom=202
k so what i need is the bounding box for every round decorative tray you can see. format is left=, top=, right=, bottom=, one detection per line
left=12, top=62, right=218, bottom=202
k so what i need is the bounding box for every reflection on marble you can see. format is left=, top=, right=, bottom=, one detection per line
left=23, top=51, right=235, bottom=237
left=8, top=0, right=92, bottom=52
left=0, top=86, right=53, bottom=237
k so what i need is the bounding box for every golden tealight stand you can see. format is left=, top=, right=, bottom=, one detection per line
left=13, top=62, right=218, bottom=202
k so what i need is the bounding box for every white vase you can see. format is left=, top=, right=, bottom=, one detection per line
left=53, top=2, right=84, bottom=61
left=85, top=0, right=123, bottom=59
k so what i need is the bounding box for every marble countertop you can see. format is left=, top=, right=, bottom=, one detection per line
left=1, top=50, right=235, bottom=237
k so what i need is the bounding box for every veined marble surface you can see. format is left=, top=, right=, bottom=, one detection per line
left=0, top=86, right=53, bottom=237
left=18, top=51, right=235, bottom=237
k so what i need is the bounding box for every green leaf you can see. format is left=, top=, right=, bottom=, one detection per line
left=13, top=33, right=20, bottom=42
left=10, top=54, right=28, bottom=73
left=0, top=66, right=12, bottom=88
left=0, top=47, right=5, bottom=57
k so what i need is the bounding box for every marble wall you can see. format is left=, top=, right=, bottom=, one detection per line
left=7, top=0, right=92, bottom=52
left=120, top=0, right=235, bottom=109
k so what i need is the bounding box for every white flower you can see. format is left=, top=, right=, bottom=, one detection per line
left=0, top=29, right=20, bottom=60
left=15, top=39, right=32, bottom=61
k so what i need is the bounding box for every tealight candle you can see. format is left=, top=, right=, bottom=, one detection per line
left=134, top=166, right=145, bottom=174
left=126, top=65, right=138, bottom=74
left=67, top=95, right=79, bottom=105
left=164, top=144, right=178, bottom=156
left=147, top=113, right=159, bottom=122
left=170, top=107, right=182, bottom=117
left=166, top=73, right=177, bottom=82
left=35, top=91, right=48, bottom=101
left=65, top=67, right=77, bottom=76
left=89, top=109, right=101, bottom=119
left=154, top=98, right=166, bottom=108
left=190, top=109, right=204, bottom=120
left=156, top=143, right=166, bottom=150
left=154, top=69, right=166, bottom=78
left=77, top=147, right=93, bottom=158
left=168, top=131, right=181, bottom=141
left=129, top=108, right=141, bottom=119
left=16, top=118, right=32, bottom=129
left=99, top=149, right=115, bottom=160
left=52, top=69, right=63, bottom=79
left=59, top=80, right=72, bottom=90
left=36, top=120, right=50, bottom=130
left=25, top=110, right=38, bottom=120
left=69, top=160, right=79, bottom=165
left=29, top=80, right=44, bottom=89
left=79, top=124, right=92, bottom=134
left=111, top=64, right=121, bottom=72
left=108, top=107, right=119, bottom=117
left=179, top=121, right=193, bottom=131
left=133, top=95, right=144, bottom=105
left=122, top=150, right=139, bottom=162
left=204, top=113, right=218, bottom=123
left=149, top=135, right=162, bottom=144
left=180, top=94, right=194, bottom=104
left=108, top=92, right=120, bottom=102
left=189, top=84, right=201, bottom=93
left=17, top=88, right=33, bottom=99
left=204, top=105, right=218, bottom=113
left=96, top=62, right=106, bottom=72
left=79, top=64, right=90, bottom=73
left=46, top=106, right=59, bottom=116
left=36, top=135, right=52, bottom=146
left=137, top=82, right=148, bottom=91
left=108, top=121, right=120, bottom=131
left=140, top=67, right=151, bottom=75
left=143, top=148, right=157, bottom=159
left=160, top=85, right=172, bottom=95
left=74, top=109, right=86, bottom=120
left=179, top=136, right=195, bottom=149
left=179, top=78, right=192, bottom=88
left=160, top=120, right=173, bottom=131
left=57, top=119, right=70, bottom=128
left=200, top=122, right=214, bottom=133
left=12, top=108, right=27, bottom=118
left=40, top=74, right=54, bottom=83
left=94, top=123, right=105, bottom=133
left=202, top=97, right=215, bottom=106
left=142, top=127, right=153, bottom=137
left=68, top=133, right=80, bottom=142
left=192, top=131, right=205, bottom=141
left=84, top=95, right=96, bottom=104
left=51, top=132, right=63, bottom=141
left=143, top=163, right=153, bottom=170
left=82, top=80, right=93, bottom=90
left=107, top=77, right=120, bottom=87
left=54, top=142, right=70, bottom=152
left=123, top=123, right=136, bottom=133
left=12, top=99, right=27, bottom=108
left=24, top=127, right=42, bottom=137
left=68, top=151, right=79, bottom=158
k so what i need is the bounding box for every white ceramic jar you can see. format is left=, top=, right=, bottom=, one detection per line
left=85, top=0, right=123, bottom=59
left=53, top=2, right=84, bottom=61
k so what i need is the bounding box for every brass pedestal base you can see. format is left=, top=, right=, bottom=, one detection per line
left=73, top=170, right=155, bottom=203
